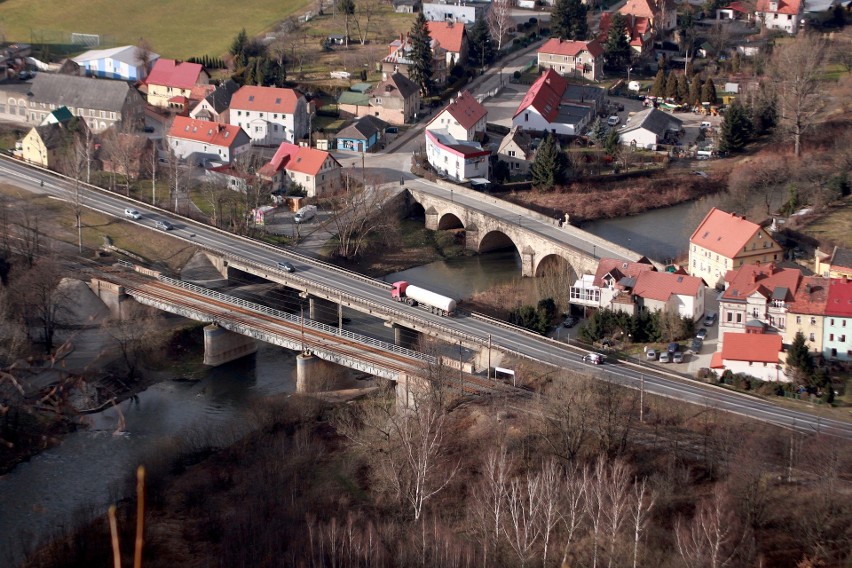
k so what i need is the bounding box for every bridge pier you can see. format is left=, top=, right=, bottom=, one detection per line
left=203, top=324, right=258, bottom=366
left=424, top=206, right=440, bottom=231
left=296, top=351, right=354, bottom=392
left=521, top=246, right=536, bottom=278
left=385, top=322, right=419, bottom=348
left=88, top=278, right=132, bottom=319
left=308, top=296, right=338, bottom=324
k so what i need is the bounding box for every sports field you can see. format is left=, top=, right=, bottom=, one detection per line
left=0, top=0, right=310, bottom=59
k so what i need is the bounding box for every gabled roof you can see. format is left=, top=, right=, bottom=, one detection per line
left=29, top=73, right=137, bottom=113
left=690, top=207, right=771, bottom=258
left=787, top=276, right=829, bottom=315
left=513, top=68, right=568, bottom=122
left=33, top=123, right=69, bottom=150
left=632, top=270, right=703, bottom=301
left=619, top=0, right=658, bottom=19
left=72, top=45, right=159, bottom=68
left=259, top=142, right=340, bottom=178
left=826, top=278, right=852, bottom=317
left=338, top=91, right=371, bottom=106
left=337, top=115, right=389, bottom=139
left=620, top=107, right=683, bottom=137
left=755, top=0, right=802, bottom=14
left=42, top=106, right=74, bottom=125
left=426, top=129, right=491, bottom=159
left=598, top=13, right=650, bottom=46
left=538, top=38, right=604, bottom=58
left=384, top=36, right=445, bottom=65
left=828, top=246, right=852, bottom=271
left=372, top=72, right=419, bottom=99
left=168, top=116, right=247, bottom=148
left=426, top=21, right=467, bottom=53
left=592, top=257, right=656, bottom=287
left=230, top=85, right=303, bottom=114
left=203, top=79, right=241, bottom=113
left=719, top=333, right=782, bottom=364
left=147, top=59, right=205, bottom=89
left=434, top=90, right=487, bottom=131
left=721, top=263, right=802, bottom=303
left=498, top=126, right=534, bottom=159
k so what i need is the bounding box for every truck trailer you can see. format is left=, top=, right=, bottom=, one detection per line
left=391, top=281, right=456, bottom=316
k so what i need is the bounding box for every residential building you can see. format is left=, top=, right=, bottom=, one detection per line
left=257, top=142, right=342, bottom=197
left=145, top=59, right=210, bottom=109
left=689, top=207, right=783, bottom=288
left=537, top=38, right=604, bottom=82
left=497, top=126, right=535, bottom=175
left=598, top=13, right=653, bottom=54
left=631, top=270, right=706, bottom=322
left=823, top=278, right=852, bottom=361
left=755, top=0, right=803, bottom=33
left=512, top=69, right=597, bottom=136
left=426, top=21, right=468, bottom=68
left=190, top=79, right=241, bottom=124
left=72, top=45, right=159, bottom=82
left=382, top=34, right=448, bottom=87
left=338, top=73, right=421, bottom=125
left=718, top=262, right=801, bottom=337
left=166, top=116, right=250, bottom=165
left=618, top=107, right=683, bottom=149
left=783, top=276, right=829, bottom=355
left=710, top=333, right=789, bottom=382
left=0, top=81, right=30, bottom=125
left=228, top=85, right=309, bottom=145
left=814, top=246, right=852, bottom=279
left=393, top=0, right=420, bottom=13
left=336, top=115, right=388, bottom=152
left=619, top=0, right=677, bottom=32
left=424, top=129, right=490, bottom=182
left=422, top=1, right=489, bottom=24
left=27, top=73, right=144, bottom=133
left=569, top=257, right=657, bottom=311
left=426, top=90, right=487, bottom=141
left=21, top=115, right=89, bottom=169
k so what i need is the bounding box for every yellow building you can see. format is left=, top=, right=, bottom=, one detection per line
left=145, top=59, right=209, bottom=109
left=689, top=208, right=784, bottom=289
left=782, top=277, right=830, bottom=354
left=22, top=124, right=65, bottom=168
left=814, top=246, right=852, bottom=279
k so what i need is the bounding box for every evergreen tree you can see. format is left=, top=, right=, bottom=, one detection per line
left=658, top=53, right=668, bottom=71
left=689, top=78, right=701, bottom=106
left=786, top=331, right=814, bottom=381
left=676, top=74, right=689, bottom=103
left=603, top=13, right=631, bottom=71
left=664, top=71, right=678, bottom=100
left=530, top=133, right=567, bottom=189
left=686, top=59, right=695, bottom=77
left=408, top=13, right=434, bottom=96
left=468, top=16, right=495, bottom=68
left=719, top=101, right=752, bottom=153
left=650, top=69, right=666, bottom=97
left=603, top=128, right=621, bottom=159
left=588, top=116, right=607, bottom=145
left=551, top=0, right=589, bottom=40
left=700, top=78, right=717, bottom=104
left=230, top=29, right=249, bottom=69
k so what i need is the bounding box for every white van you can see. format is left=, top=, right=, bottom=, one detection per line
left=583, top=353, right=604, bottom=365
left=700, top=121, right=712, bottom=130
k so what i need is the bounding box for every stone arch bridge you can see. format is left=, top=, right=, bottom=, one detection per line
left=405, top=183, right=646, bottom=279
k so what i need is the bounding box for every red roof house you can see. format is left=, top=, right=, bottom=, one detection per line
left=167, top=116, right=249, bottom=164
left=426, top=21, right=468, bottom=66
left=537, top=38, right=605, bottom=81
left=146, top=59, right=210, bottom=108
left=425, top=90, right=487, bottom=141
left=711, top=332, right=788, bottom=382
left=258, top=142, right=341, bottom=197
left=228, top=85, right=308, bottom=145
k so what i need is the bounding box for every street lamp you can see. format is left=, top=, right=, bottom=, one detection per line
left=593, top=244, right=597, bottom=259
left=518, top=215, right=522, bottom=226
left=450, top=188, right=453, bottom=202
left=627, top=66, right=633, bottom=84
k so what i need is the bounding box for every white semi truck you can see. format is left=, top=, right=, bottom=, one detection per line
left=390, top=281, right=457, bottom=316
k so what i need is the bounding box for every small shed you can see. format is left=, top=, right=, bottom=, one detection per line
left=336, top=115, right=389, bottom=152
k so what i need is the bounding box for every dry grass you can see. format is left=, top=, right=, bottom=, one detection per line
left=798, top=197, right=852, bottom=249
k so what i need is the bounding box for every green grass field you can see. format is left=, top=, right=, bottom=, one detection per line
left=0, top=0, right=311, bottom=59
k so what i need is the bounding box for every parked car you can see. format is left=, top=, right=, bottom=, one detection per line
left=646, top=349, right=657, bottom=361
left=277, top=261, right=295, bottom=273
left=562, top=316, right=578, bottom=328
left=124, top=208, right=141, bottom=220
left=667, top=342, right=680, bottom=354
left=607, top=115, right=620, bottom=127
left=659, top=351, right=671, bottom=363
left=155, top=220, right=173, bottom=231
left=703, top=312, right=717, bottom=326
left=691, top=338, right=703, bottom=353
left=583, top=353, right=604, bottom=365
left=696, top=328, right=707, bottom=340
left=672, top=351, right=684, bottom=364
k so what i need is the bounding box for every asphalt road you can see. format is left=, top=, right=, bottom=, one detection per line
left=1, top=157, right=850, bottom=440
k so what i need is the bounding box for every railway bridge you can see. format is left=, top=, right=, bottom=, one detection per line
left=405, top=181, right=648, bottom=278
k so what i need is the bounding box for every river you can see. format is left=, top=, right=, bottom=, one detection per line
left=0, top=344, right=299, bottom=566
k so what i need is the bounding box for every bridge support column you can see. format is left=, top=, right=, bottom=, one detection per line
left=521, top=246, right=536, bottom=277
left=465, top=224, right=480, bottom=251
left=395, top=373, right=431, bottom=409
left=203, top=324, right=257, bottom=366
left=386, top=322, right=418, bottom=348
left=308, top=296, right=338, bottom=324
left=424, top=206, right=440, bottom=231
left=296, top=352, right=353, bottom=393
left=203, top=253, right=233, bottom=280
left=89, top=278, right=131, bottom=319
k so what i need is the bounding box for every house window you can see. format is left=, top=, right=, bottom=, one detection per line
left=508, top=150, right=515, bottom=157
left=778, top=318, right=785, bottom=329
left=830, top=334, right=834, bottom=341
left=831, top=319, right=835, bottom=325
left=810, top=317, right=817, bottom=325
left=736, top=313, right=742, bottom=323
left=809, top=333, right=815, bottom=341
left=752, top=308, right=759, bottom=318
left=727, top=312, right=733, bottom=322
left=841, top=335, right=847, bottom=342
left=796, top=316, right=802, bottom=324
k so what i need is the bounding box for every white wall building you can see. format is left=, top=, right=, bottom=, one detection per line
left=229, top=85, right=308, bottom=145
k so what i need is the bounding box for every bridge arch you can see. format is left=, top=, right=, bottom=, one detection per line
left=437, top=212, right=464, bottom=230
left=478, top=229, right=519, bottom=254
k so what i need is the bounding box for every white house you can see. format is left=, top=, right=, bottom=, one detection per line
left=755, top=0, right=803, bottom=33
left=512, top=69, right=595, bottom=136
left=570, top=258, right=657, bottom=311
left=423, top=1, right=489, bottom=24
left=72, top=45, right=159, bottom=82
left=425, top=129, right=490, bottom=182
left=257, top=142, right=342, bottom=197
left=167, top=116, right=250, bottom=164
left=497, top=126, right=535, bottom=175
left=618, top=107, right=683, bottom=149
left=228, top=85, right=308, bottom=145
left=426, top=90, right=487, bottom=141
left=190, top=80, right=241, bottom=124
left=711, top=333, right=789, bottom=382
left=632, top=270, right=706, bottom=322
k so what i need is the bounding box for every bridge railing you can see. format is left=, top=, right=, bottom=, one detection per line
left=156, top=275, right=434, bottom=362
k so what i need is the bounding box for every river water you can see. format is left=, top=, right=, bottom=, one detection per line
left=0, top=344, right=298, bottom=565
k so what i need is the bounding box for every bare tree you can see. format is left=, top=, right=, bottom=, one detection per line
left=536, top=373, right=593, bottom=463
left=15, top=203, right=43, bottom=267
left=470, top=443, right=512, bottom=565
left=135, top=37, right=155, bottom=77
left=630, top=478, right=654, bottom=568
left=320, top=174, right=397, bottom=260
left=504, top=472, right=542, bottom=568
left=538, top=459, right=563, bottom=568
left=769, top=33, right=829, bottom=157
left=487, top=0, right=514, bottom=52
left=100, top=128, right=151, bottom=197
left=105, top=305, right=157, bottom=380
left=10, top=258, right=70, bottom=352
left=60, top=127, right=90, bottom=254
left=675, top=487, right=740, bottom=568
left=602, top=459, right=632, bottom=568
left=351, top=0, right=381, bottom=45
left=559, top=463, right=586, bottom=566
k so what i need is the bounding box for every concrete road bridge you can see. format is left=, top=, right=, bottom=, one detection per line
left=405, top=179, right=649, bottom=278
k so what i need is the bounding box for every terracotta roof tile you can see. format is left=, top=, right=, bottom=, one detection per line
left=720, top=332, right=782, bottom=363
left=722, top=263, right=802, bottom=303
left=787, top=276, right=829, bottom=315
left=826, top=278, right=852, bottom=317
left=513, top=68, right=568, bottom=122
left=539, top=38, right=604, bottom=58
left=755, top=0, right=802, bottom=14
left=690, top=207, right=770, bottom=258
left=168, top=116, right=246, bottom=148
left=259, top=142, right=339, bottom=177
left=632, top=271, right=703, bottom=301
left=592, top=257, right=656, bottom=287
left=426, top=21, right=466, bottom=53
left=435, top=90, right=487, bottom=131
left=230, top=85, right=302, bottom=114
left=147, top=59, right=205, bottom=90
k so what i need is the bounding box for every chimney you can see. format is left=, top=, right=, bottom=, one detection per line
left=805, top=283, right=811, bottom=294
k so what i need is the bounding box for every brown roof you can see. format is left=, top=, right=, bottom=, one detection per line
left=593, top=257, right=656, bottom=287
left=755, top=0, right=802, bottom=14
left=787, top=276, right=829, bottom=315
left=434, top=90, right=486, bottom=131
left=539, top=38, right=604, bottom=58
left=230, top=85, right=302, bottom=114
left=259, top=142, right=340, bottom=177
left=722, top=263, right=802, bottom=303
left=371, top=72, right=419, bottom=100
left=690, top=207, right=772, bottom=258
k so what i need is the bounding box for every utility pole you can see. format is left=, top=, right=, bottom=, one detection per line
left=639, top=374, right=645, bottom=423
left=487, top=333, right=492, bottom=380
left=338, top=292, right=343, bottom=333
